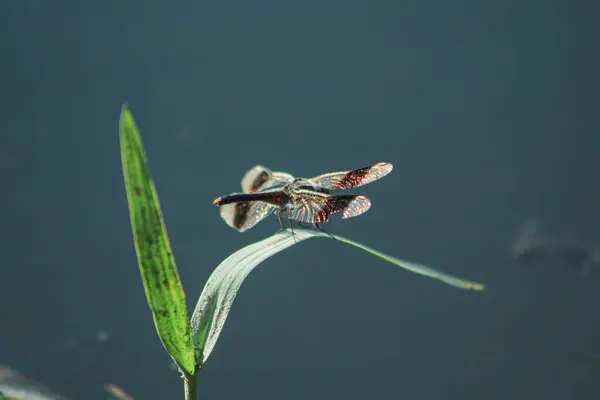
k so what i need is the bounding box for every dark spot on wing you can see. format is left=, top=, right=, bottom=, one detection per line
left=313, top=208, right=328, bottom=223
left=317, top=195, right=358, bottom=222
left=335, top=166, right=372, bottom=190
left=233, top=202, right=250, bottom=230
left=249, top=171, right=271, bottom=193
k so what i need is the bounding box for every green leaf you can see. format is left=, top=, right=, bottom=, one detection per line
left=119, top=104, right=196, bottom=375
left=190, top=228, right=484, bottom=366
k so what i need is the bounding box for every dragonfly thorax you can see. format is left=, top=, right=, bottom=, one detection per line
left=285, top=179, right=332, bottom=194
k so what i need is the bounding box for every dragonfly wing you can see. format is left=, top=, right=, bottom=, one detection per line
left=307, top=162, right=393, bottom=190
left=241, top=165, right=294, bottom=193
left=287, top=193, right=329, bottom=223
left=287, top=193, right=372, bottom=223
left=219, top=201, right=276, bottom=232
left=336, top=195, right=372, bottom=219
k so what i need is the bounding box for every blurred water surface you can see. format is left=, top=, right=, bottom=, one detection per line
left=1, top=1, right=599, bottom=399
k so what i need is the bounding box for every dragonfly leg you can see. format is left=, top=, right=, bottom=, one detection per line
left=275, top=210, right=285, bottom=233
left=314, top=223, right=337, bottom=241
left=276, top=210, right=295, bottom=242
left=287, top=212, right=296, bottom=243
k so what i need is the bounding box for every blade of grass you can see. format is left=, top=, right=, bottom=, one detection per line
left=104, top=383, right=135, bottom=400
left=119, top=105, right=196, bottom=376
left=0, top=365, right=67, bottom=400
left=191, top=228, right=484, bottom=366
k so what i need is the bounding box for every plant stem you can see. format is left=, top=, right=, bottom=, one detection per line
left=184, top=371, right=198, bottom=400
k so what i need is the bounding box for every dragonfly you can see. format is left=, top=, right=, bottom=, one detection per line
left=213, top=162, right=393, bottom=233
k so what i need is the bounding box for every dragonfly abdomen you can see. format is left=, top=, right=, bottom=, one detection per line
left=213, top=191, right=289, bottom=207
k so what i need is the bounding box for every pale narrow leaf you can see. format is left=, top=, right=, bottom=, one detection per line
left=191, top=228, right=484, bottom=366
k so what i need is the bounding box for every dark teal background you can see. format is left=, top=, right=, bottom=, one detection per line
left=1, top=1, right=599, bottom=399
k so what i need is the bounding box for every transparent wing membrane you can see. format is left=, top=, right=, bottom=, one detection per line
left=241, top=165, right=294, bottom=193
left=219, top=201, right=277, bottom=232
left=287, top=194, right=371, bottom=223
left=308, top=162, right=393, bottom=190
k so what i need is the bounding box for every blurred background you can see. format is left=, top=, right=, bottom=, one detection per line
left=1, top=0, right=599, bottom=399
